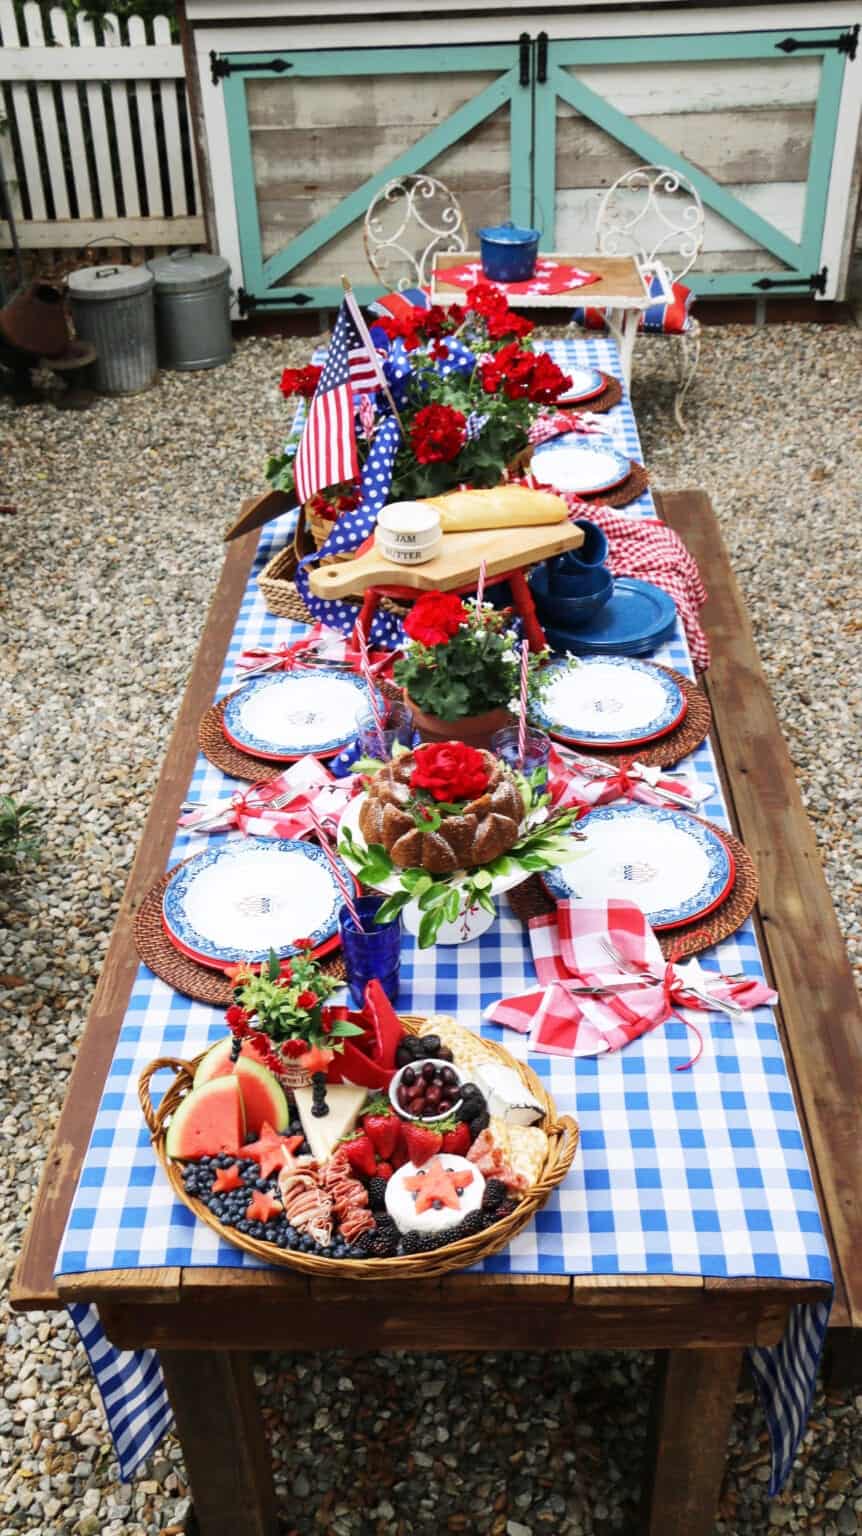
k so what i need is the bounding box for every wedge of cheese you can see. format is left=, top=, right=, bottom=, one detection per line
left=292, top=1083, right=368, bottom=1163
left=427, top=484, right=568, bottom=533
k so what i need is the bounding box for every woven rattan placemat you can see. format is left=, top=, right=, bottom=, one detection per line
left=507, top=821, right=757, bottom=961
left=578, top=458, right=649, bottom=509
left=578, top=373, right=623, bottom=415
left=134, top=866, right=347, bottom=1006
left=199, top=698, right=287, bottom=783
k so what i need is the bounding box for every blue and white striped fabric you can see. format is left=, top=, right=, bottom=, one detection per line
left=56, top=337, right=830, bottom=1490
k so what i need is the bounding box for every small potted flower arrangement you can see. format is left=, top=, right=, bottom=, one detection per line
left=224, top=942, right=364, bottom=1118
left=394, top=590, right=548, bottom=747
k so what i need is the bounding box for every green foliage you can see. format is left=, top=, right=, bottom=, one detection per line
left=339, top=794, right=585, bottom=949
left=0, top=795, right=40, bottom=878
left=232, top=948, right=359, bottom=1049
left=30, top=1, right=179, bottom=28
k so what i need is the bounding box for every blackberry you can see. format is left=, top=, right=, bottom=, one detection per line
left=401, top=1230, right=426, bottom=1256
left=467, top=1109, right=490, bottom=1136
left=412, top=1230, right=448, bottom=1253
left=372, top=1214, right=399, bottom=1243
left=369, top=1229, right=399, bottom=1258
left=482, top=1178, right=508, bottom=1212
left=450, top=1209, right=484, bottom=1241
left=367, top=1176, right=389, bottom=1211
left=349, top=1232, right=374, bottom=1258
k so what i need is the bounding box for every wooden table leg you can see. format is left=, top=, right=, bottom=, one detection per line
left=641, top=1347, right=742, bottom=1536
left=160, top=1349, right=279, bottom=1536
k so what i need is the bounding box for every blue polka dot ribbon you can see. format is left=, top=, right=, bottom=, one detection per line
left=295, top=416, right=405, bottom=649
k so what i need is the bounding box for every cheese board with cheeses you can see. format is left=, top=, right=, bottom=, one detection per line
left=139, top=1011, right=577, bottom=1279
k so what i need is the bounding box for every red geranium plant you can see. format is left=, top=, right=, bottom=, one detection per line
left=394, top=590, right=548, bottom=721
left=265, top=282, right=571, bottom=506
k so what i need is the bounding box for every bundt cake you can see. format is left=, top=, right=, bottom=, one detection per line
left=358, top=746, right=524, bottom=875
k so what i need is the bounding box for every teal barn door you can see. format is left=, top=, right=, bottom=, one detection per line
left=216, top=42, right=533, bottom=312
left=532, top=27, right=853, bottom=296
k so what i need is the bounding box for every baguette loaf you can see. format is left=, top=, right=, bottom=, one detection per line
left=427, top=484, right=568, bottom=533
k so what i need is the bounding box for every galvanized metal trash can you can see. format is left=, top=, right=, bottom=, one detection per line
left=147, top=250, right=232, bottom=371
left=67, top=264, right=157, bottom=395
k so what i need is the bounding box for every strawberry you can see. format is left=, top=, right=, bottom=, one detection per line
left=342, top=1133, right=377, bottom=1179
left=404, top=1122, right=443, bottom=1167
left=363, top=1113, right=400, bottom=1161
left=442, top=1122, right=471, bottom=1157
left=375, top=1161, right=393, bottom=1180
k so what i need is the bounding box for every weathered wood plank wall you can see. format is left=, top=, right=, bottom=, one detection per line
left=247, top=55, right=820, bottom=287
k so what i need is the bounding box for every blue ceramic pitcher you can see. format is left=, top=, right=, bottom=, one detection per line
left=477, top=220, right=541, bottom=283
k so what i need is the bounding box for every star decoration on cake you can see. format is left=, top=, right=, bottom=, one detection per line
left=404, top=1156, right=474, bottom=1214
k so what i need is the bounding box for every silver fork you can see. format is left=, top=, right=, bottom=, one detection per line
left=599, top=937, right=745, bottom=1017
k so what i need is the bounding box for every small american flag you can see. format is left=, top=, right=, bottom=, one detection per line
left=294, top=298, right=382, bottom=503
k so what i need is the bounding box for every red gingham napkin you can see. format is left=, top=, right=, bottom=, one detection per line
left=487, top=899, right=776, bottom=1066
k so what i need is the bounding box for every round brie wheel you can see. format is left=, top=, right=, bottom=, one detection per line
left=385, top=1153, right=486, bottom=1235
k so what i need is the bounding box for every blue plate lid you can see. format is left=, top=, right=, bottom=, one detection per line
left=542, top=578, right=677, bottom=655
left=477, top=220, right=541, bottom=245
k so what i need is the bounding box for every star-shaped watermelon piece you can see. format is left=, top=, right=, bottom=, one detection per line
left=404, top=1157, right=474, bottom=1215
left=244, top=1122, right=304, bottom=1179
left=212, top=1163, right=243, bottom=1194
left=246, top=1187, right=284, bottom=1224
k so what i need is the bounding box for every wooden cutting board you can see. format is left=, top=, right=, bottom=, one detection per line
left=307, top=521, right=584, bottom=598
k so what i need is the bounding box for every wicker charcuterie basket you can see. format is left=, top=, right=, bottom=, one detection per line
left=139, top=1014, right=579, bottom=1280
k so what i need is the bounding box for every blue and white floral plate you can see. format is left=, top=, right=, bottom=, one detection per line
left=162, top=839, right=353, bottom=967
left=531, top=436, right=631, bottom=495
left=533, top=657, right=687, bottom=747
left=556, top=366, right=606, bottom=405
left=222, top=669, right=369, bottom=761
left=542, top=804, right=735, bottom=930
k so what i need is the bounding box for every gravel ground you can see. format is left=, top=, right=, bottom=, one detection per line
left=0, top=322, right=859, bottom=1536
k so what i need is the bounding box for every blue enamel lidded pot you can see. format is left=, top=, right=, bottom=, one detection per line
left=477, top=220, right=541, bottom=283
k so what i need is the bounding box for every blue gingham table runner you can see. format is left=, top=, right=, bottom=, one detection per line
left=57, top=337, right=831, bottom=1491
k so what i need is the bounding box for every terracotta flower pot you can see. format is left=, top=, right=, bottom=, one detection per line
left=405, top=691, right=513, bottom=750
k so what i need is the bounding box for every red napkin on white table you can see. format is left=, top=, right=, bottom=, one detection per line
left=487, top=898, right=777, bottom=1067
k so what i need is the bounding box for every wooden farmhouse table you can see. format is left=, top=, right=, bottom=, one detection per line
left=11, top=491, right=861, bottom=1536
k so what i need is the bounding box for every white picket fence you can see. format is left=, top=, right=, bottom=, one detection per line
left=0, top=2, right=205, bottom=254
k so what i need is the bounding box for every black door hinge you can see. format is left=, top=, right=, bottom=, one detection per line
left=237, top=289, right=314, bottom=315
left=776, top=25, right=858, bottom=59
left=753, top=266, right=828, bottom=295
left=211, top=51, right=293, bottom=84
left=519, top=32, right=531, bottom=87
left=536, top=32, right=548, bottom=85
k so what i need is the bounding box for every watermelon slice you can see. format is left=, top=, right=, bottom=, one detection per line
left=194, top=1038, right=289, bottom=1136
left=166, top=1076, right=246, bottom=1161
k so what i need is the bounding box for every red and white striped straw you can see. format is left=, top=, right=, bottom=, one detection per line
left=355, top=622, right=386, bottom=744
left=517, top=638, right=529, bottom=767
left=308, top=807, right=363, bottom=931
left=475, top=558, right=487, bottom=614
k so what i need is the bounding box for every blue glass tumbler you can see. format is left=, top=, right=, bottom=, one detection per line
left=491, top=724, right=552, bottom=782
left=338, top=895, right=402, bottom=1010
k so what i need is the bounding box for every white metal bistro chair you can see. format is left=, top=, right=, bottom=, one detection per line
left=593, top=165, right=705, bottom=430
left=363, top=174, right=467, bottom=293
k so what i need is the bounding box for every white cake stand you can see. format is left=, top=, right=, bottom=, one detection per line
left=337, top=795, right=528, bottom=945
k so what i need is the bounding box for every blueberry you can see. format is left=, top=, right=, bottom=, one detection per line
left=255, top=1178, right=269, bottom=1192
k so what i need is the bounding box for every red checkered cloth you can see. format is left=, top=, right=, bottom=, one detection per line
left=487, top=898, right=776, bottom=1066
left=527, top=409, right=607, bottom=447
